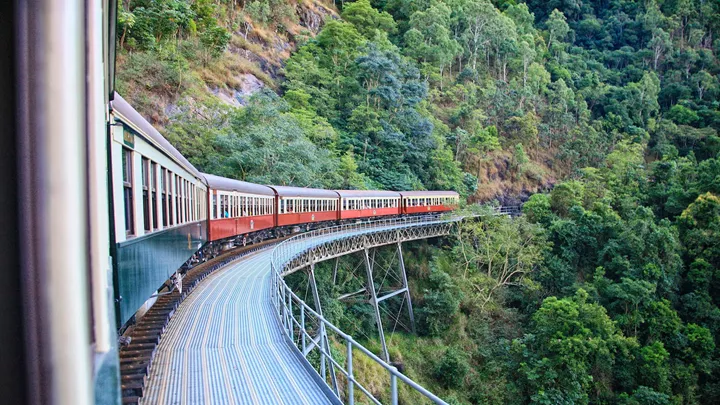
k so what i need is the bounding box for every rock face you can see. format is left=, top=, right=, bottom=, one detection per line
left=213, top=73, right=265, bottom=107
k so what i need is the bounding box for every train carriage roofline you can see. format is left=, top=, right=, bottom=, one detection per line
left=336, top=190, right=402, bottom=198
left=202, top=173, right=275, bottom=195
left=398, top=190, right=460, bottom=197
left=267, top=185, right=340, bottom=198
left=110, top=92, right=203, bottom=180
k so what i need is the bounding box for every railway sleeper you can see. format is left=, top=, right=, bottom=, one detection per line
left=119, top=348, right=155, bottom=359
left=119, top=355, right=153, bottom=365
left=121, top=396, right=140, bottom=405
left=120, top=361, right=151, bottom=375
left=121, top=381, right=144, bottom=398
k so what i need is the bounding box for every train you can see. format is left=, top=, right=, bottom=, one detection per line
left=109, top=92, right=460, bottom=329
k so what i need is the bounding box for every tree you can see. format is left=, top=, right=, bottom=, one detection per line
left=199, top=25, right=230, bottom=64
left=513, top=289, right=637, bottom=404
left=454, top=207, right=548, bottom=309
left=341, top=0, right=396, bottom=40
left=404, top=1, right=462, bottom=79
left=546, top=9, right=570, bottom=53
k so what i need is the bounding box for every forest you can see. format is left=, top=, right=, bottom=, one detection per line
left=115, top=0, right=720, bottom=403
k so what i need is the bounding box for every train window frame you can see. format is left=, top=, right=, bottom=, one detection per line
left=167, top=171, right=174, bottom=226
left=141, top=157, right=151, bottom=232
left=160, top=168, right=167, bottom=227
left=151, top=162, right=158, bottom=230
left=122, top=148, right=135, bottom=236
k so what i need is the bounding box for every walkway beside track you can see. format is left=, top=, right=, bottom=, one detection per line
left=141, top=247, right=332, bottom=404
left=142, top=220, right=454, bottom=404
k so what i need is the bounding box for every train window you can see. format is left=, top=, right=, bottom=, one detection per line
left=122, top=148, right=134, bottom=236
left=211, top=193, right=217, bottom=219
left=174, top=177, right=180, bottom=224
left=220, top=194, right=227, bottom=218
left=160, top=168, right=167, bottom=227
left=176, top=177, right=181, bottom=223
left=191, top=184, right=195, bottom=221
left=167, top=171, right=174, bottom=225
left=184, top=180, right=188, bottom=222
left=178, top=179, right=183, bottom=223
left=182, top=180, right=187, bottom=222
left=151, top=162, right=158, bottom=229
left=141, top=158, right=151, bottom=232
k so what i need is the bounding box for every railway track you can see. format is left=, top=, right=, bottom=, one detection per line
left=118, top=238, right=286, bottom=405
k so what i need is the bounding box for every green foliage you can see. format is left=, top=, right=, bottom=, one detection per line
left=417, top=268, right=462, bottom=337
left=205, top=90, right=344, bottom=187
left=433, top=347, right=470, bottom=389
left=512, top=289, right=638, bottom=404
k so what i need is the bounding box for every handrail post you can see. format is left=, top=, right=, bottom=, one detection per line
left=301, top=305, right=306, bottom=355
left=289, top=292, right=294, bottom=342
left=347, top=339, right=354, bottom=405
left=391, top=370, right=398, bottom=405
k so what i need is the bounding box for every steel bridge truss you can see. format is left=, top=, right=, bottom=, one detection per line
left=271, top=216, right=456, bottom=405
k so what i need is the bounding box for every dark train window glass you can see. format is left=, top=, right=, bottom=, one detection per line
left=221, top=194, right=228, bottom=218
left=168, top=171, right=174, bottom=226
left=122, top=149, right=134, bottom=235
left=211, top=193, right=217, bottom=219
left=175, top=177, right=180, bottom=224
left=188, top=184, right=192, bottom=221
left=151, top=162, right=158, bottom=229
left=160, top=168, right=167, bottom=227
left=141, top=158, right=150, bottom=232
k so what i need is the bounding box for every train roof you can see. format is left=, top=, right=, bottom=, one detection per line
left=110, top=92, right=202, bottom=179
left=398, top=191, right=460, bottom=197
left=336, top=190, right=401, bottom=198
left=268, top=185, right=340, bottom=199
left=202, top=173, right=275, bottom=196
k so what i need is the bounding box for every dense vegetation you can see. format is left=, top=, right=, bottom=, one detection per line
left=116, top=0, right=720, bottom=403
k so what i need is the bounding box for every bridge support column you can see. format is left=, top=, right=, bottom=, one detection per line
left=309, top=262, right=339, bottom=395
left=364, top=247, right=390, bottom=362
left=397, top=242, right=416, bottom=334
left=332, top=257, right=339, bottom=285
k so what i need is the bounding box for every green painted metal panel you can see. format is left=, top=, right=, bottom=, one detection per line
left=116, top=221, right=206, bottom=325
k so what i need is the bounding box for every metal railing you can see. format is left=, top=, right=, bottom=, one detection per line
left=270, top=215, right=459, bottom=405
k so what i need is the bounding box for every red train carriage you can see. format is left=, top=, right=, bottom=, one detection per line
left=269, top=186, right=340, bottom=227
left=204, top=173, right=276, bottom=241
left=338, top=190, right=401, bottom=220
left=400, top=191, right=460, bottom=215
